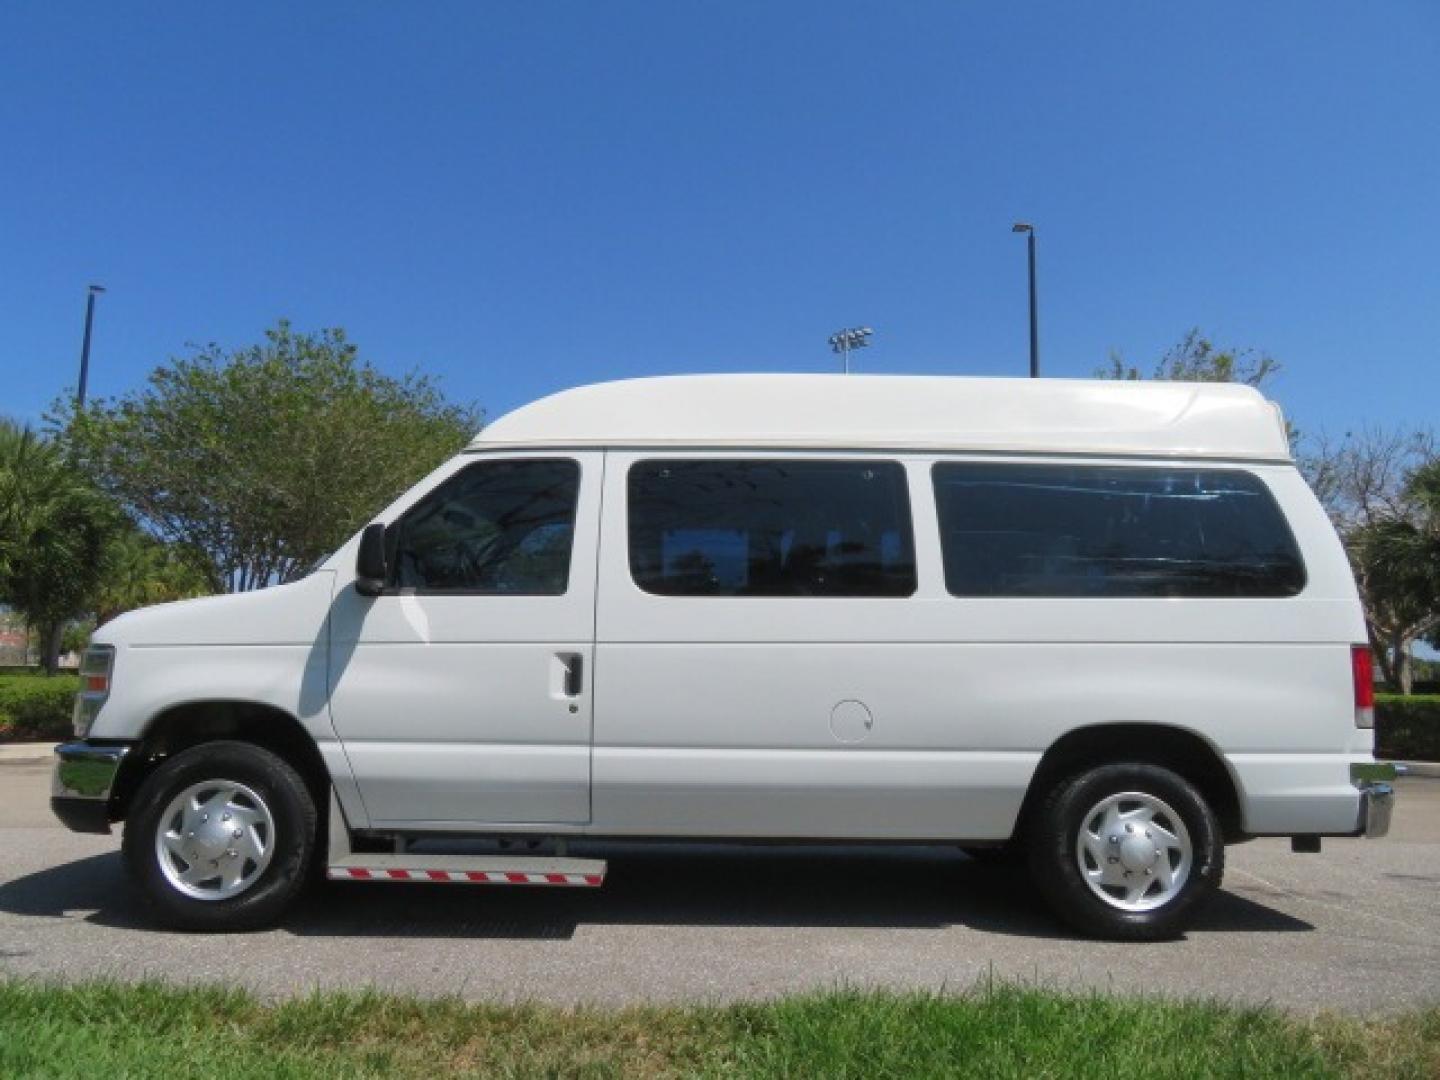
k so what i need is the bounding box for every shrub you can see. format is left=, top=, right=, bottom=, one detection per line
left=1376, top=694, right=1440, bottom=763
left=0, top=674, right=78, bottom=741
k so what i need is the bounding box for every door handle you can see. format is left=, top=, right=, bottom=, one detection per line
left=558, top=652, right=583, bottom=697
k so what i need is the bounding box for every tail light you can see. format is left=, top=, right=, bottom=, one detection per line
left=1352, top=645, right=1375, bottom=729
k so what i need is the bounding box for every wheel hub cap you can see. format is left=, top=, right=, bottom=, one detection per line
left=1118, top=834, right=1159, bottom=872
left=155, top=779, right=275, bottom=901
left=1075, top=791, right=1194, bottom=912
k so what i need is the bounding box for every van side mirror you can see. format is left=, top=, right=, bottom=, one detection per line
left=355, top=523, right=389, bottom=597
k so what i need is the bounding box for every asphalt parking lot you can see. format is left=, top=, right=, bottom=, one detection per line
left=1, top=748, right=1436, bottom=1013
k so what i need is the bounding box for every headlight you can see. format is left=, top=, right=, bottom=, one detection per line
left=72, top=645, right=115, bottom=738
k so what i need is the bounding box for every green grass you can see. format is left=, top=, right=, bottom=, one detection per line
left=0, top=979, right=1435, bottom=1078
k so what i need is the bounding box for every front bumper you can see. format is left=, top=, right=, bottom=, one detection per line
left=51, top=741, right=132, bottom=835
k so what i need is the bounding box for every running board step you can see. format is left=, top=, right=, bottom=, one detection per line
left=328, top=854, right=605, bottom=886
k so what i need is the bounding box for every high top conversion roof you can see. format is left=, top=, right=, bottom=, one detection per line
left=470, top=375, right=1292, bottom=462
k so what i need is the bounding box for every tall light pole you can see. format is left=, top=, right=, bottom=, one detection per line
left=1011, top=223, right=1039, bottom=378
left=77, top=284, right=106, bottom=408
left=827, top=326, right=873, bottom=375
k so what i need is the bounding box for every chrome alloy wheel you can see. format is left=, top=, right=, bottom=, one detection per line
left=154, top=779, right=275, bottom=901
left=1075, top=791, right=1193, bottom=912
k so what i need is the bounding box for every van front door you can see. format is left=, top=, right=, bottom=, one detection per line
left=327, top=453, right=601, bottom=828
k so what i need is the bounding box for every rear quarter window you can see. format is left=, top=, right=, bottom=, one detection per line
left=931, top=463, right=1306, bottom=598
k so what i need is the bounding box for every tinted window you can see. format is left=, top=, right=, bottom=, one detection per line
left=390, top=459, right=579, bottom=593
left=629, top=460, right=916, bottom=597
left=932, top=464, right=1305, bottom=598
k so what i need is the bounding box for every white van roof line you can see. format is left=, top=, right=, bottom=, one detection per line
left=469, top=374, right=1293, bottom=463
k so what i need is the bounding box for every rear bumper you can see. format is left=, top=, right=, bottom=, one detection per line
left=1286, top=764, right=1394, bottom=843
left=1347, top=760, right=1393, bottom=835
left=50, top=741, right=131, bottom=835
left=1347, top=783, right=1393, bottom=840
left=1230, top=755, right=1398, bottom=837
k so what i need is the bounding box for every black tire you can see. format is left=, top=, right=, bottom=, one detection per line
left=122, top=740, right=317, bottom=932
left=1026, top=762, right=1223, bottom=941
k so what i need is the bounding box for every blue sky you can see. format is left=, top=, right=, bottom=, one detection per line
left=1, top=2, right=1436, bottom=439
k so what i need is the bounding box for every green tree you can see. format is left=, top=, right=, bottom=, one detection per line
left=57, top=321, right=480, bottom=592
left=1301, top=428, right=1439, bottom=692
left=1098, top=328, right=1281, bottom=388
left=94, top=527, right=215, bottom=626
left=0, top=420, right=118, bottom=672
left=61, top=621, right=93, bottom=657
left=1350, top=461, right=1440, bottom=694
left=1098, top=328, right=1299, bottom=451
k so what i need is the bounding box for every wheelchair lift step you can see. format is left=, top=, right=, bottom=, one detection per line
left=328, top=853, right=606, bottom=886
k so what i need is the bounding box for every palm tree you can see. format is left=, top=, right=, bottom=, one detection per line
left=1352, top=460, right=1440, bottom=694
left=94, top=528, right=213, bottom=626
left=0, top=420, right=117, bottom=672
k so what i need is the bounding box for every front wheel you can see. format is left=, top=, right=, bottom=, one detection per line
left=122, top=740, right=317, bottom=931
left=1027, top=762, right=1223, bottom=941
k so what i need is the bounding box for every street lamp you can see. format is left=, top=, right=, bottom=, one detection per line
left=77, top=284, right=106, bottom=408
left=1011, top=223, right=1039, bottom=378
left=827, top=326, right=873, bottom=375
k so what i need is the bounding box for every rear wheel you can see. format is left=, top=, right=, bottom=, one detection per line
left=1027, top=762, right=1223, bottom=940
left=122, top=740, right=317, bottom=931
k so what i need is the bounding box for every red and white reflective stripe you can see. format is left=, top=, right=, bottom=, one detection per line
left=328, top=867, right=603, bottom=886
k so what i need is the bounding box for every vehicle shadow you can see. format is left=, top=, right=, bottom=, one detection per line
left=0, top=843, right=1313, bottom=940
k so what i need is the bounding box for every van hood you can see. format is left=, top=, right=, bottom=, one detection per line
left=96, top=572, right=337, bottom=648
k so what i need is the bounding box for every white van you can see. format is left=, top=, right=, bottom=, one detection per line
left=52, top=375, right=1394, bottom=939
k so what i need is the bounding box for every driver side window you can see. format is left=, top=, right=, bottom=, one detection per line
left=389, top=458, right=580, bottom=594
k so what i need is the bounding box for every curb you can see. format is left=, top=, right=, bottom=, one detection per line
left=0, top=742, right=54, bottom=763
left=1387, top=760, right=1440, bottom=779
